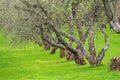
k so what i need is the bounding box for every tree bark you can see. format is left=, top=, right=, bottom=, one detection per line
left=110, top=0, right=120, bottom=33
left=74, top=49, right=86, bottom=65
left=66, top=1, right=77, bottom=61
left=88, top=25, right=96, bottom=57
left=98, top=23, right=109, bottom=64
left=113, top=0, right=119, bottom=22
left=60, top=48, right=66, bottom=58
left=66, top=51, right=74, bottom=61
left=44, top=41, right=51, bottom=50
left=102, top=0, right=120, bottom=33
left=102, top=0, right=113, bottom=21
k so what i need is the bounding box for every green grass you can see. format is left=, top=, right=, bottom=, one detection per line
left=0, top=28, right=120, bottom=80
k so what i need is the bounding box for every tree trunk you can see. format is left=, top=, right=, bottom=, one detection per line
left=50, top=46, right=58, bottom=54
left=102, top=0, right=113, bottom=21
left=44, top=41, right=51, bottom=50
left=60, top=48, right=65, bottom=58
left=110, top=57, right=120, bottom=71
left=88, top=25, right=96, bottom=57
left=113, top=0, right=119, bottom=22
left=110, top=0, right=120, bottom=33
left=66, top=51, right=74, bottom=61
left=65, top=1, right=77, bottom=62
left=88, top=56, right=100, bottom=66
left=102, top=0, right=120, bottom=33
left=74, top=49, right=86, bottom=65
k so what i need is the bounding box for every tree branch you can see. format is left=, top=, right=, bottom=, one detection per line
left=44, top=38, right=66, bottom=50
left=48, top=22, right=90, bottom=60
left=98, top=23, right=109, bottom=62
left=109, top=0, right=120, bottom=33
left=102, top=0, right=113, bottom=21
left=88, top=25, right=96, bottom=57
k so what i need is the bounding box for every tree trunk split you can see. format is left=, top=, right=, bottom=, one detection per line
left=88, top=56, right=100, bottom=66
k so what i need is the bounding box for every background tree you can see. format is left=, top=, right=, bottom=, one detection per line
left=102, top=0, right=120, bottom=33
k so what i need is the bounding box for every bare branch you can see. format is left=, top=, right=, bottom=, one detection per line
left=44, top=38, right=66, bottom=49
left=98, top=23, right=109, bottom=62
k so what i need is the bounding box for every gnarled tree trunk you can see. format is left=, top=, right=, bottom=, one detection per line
left=66, top=51, right=74, bottom=61
left=74, top=49, right=86, bottom=65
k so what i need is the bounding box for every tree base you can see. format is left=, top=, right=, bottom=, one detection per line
left=60, top=48, right=65, bottom=58
left=74, top=53, right=86, bottom=65
left=66, top=52, right=74, bottom=61
left=88, top=57, right=100, bottom=66
left=110, top=57, right=120, bottom=71
left=44, top=41, right=51, bottom=50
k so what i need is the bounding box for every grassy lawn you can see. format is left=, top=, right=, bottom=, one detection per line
left=0, top=28, right=120, bottom=80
